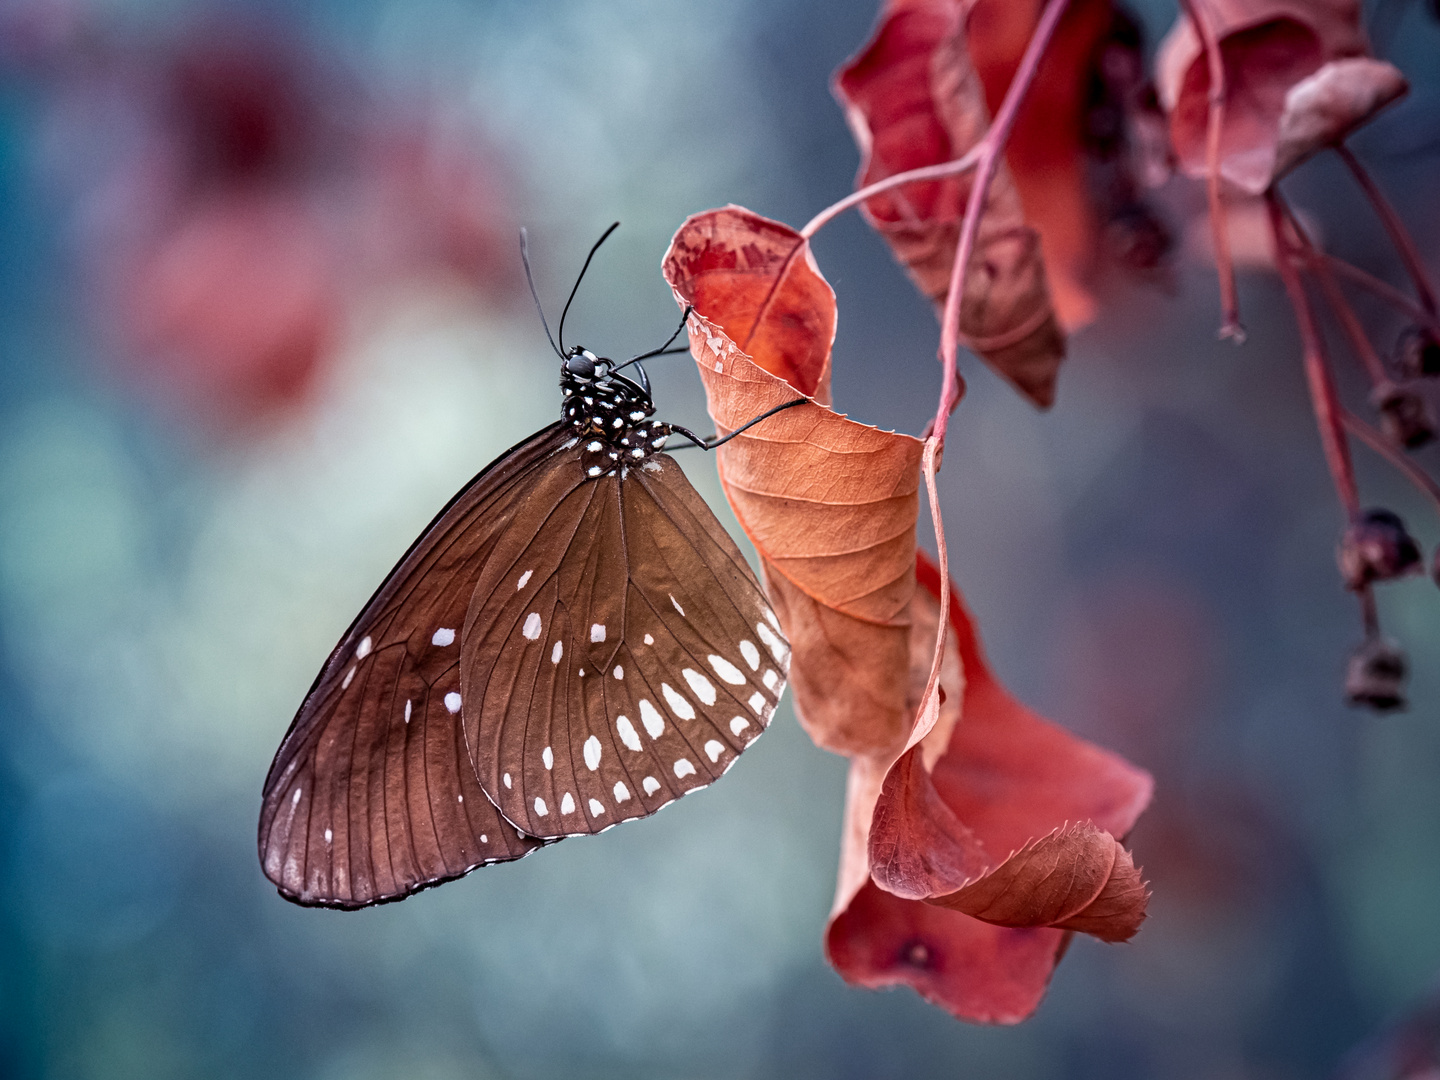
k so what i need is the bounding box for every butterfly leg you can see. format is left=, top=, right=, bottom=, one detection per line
left=669, top=397, right=809, bottom=451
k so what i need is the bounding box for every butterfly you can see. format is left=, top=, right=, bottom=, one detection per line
left=258, top=225, right=803, bottom=908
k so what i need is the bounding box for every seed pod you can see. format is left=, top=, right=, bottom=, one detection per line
left=1396, top=326, right=1440, bottom=379
left=1344, top=637, right=1408, bottom=713
left=1337, top=509, right=1422, bottom=589
left=1371, top=382, right=1437, bottom=449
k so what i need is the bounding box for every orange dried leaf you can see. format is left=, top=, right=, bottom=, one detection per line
left=834, top=0, right=1066, bottom=409
left=662, top=206, right=925, bottom=757
left=1157, top=0, right=1370, bottom=193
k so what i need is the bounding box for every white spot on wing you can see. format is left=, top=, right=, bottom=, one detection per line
left=670, top=594, right=685, bottom=616
left=644, top=633, right=654, bottom=645
left=661, top=683, right=696, bottom=720
left=480, top=834, right=488, bottom=843
left=612, top=665, right=623, bottom=680
left=542, top=746, right=554, bottom=770
left=739, top=640, right=761, bottom=670
left=613, top=782, right=631, bottom=803
left=404, top=699, right=412, bottom=724
left=552, top=641, right=563, bottom=664
left=444, top=692, right=462, bottom=714
left=642, top=460, right=662, bottom=472
left=324, top=828, right=333, bottom=843
left=748, top=691, right=765, bottom=714
left=708, top=654, right=745, bottom=685
left=763, top=669, right=780, bottom=692
left=616, top=715, right=642, bottom=751
left=355, top=636, right=372, bottom=659
left=730, top=716, right=750, bottom=736
left=503, top=773, right=512, bottom=789
left=561, top=437, right=579, bottom=450
left=643, top=776, right=661, bottom=795
left=534, top=797, right=548, bottom=817
left=682, top=668, right=717, bottom=705
left=583, top=736, right=601, bottom=771
left=589, top=798, right=605, bottom=816
left=342, top=665, right=355, bottom=689
left=590, top=623, right=606, bottom=643
left=756, top=621, right=786, bottom=661
left=291, top=788, right=302, bottom=806
left=522, top=613, right=543, bottom=640
left=639, top=699, right=665, bottom=739
left=764, top=607, right=781, bottom=633
left=560, top=792, right=575, bottom=814
left=517, top=570, right=533, bottom=590
left=673, top=758, right=696, bottom=778
left=705, top=740, right=724, bottom=762
left=432, top=627, right=455, bottom=646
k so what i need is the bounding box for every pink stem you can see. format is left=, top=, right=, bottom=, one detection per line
left=1293, top=226, right=1391, bottom=387
left=932, top=0, right=1073, bottom=449
left=1266, top=192, right=1360, bottom=517
left=1323, top=254, right=1440, bottom=338
left=1178, top=0, right=1242, bottom=341
left=1336, top=144, right=1438, bottom=317
left=801, top=147, right=984, bottom=240
left=1343, top=409, right=1440, bottom=517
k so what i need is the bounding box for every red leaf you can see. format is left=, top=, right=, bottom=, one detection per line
left=834, top=0, right=1067, bottom=409
left=1156, top=0, right=1378, bottom=193
left=826, top=550, right=1153, bottom=1022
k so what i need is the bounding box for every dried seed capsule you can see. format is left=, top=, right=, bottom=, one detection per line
left=1371, top=382, right=1437, bottom=449
left=1344, top=636, right=1408, bottom=712
left=1396, top=326, right=1440, bottom=379
left=1337, top=509, right=1422, bottom=589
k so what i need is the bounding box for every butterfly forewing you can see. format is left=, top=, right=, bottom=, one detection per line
left=258, top=424, right=572, bottom=907
left=461, top=453, right=790, bottom=839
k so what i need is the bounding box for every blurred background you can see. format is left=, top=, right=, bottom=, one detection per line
left=0, top=0, right=1439, bottom=1077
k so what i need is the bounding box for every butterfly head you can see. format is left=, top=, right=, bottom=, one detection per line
left=560, top=347, right=668, bottom=477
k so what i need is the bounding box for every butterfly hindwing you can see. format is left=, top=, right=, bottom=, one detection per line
left=461, top=453, right=790, bottom=839
left=257, top=424, right=572, bottom=908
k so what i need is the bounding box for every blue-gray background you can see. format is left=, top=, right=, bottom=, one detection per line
left=2, top=0, right=1440, bottom=1077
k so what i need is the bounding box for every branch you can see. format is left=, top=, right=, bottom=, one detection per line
left=801, top=148, right=984, bottom=239
left=932, top=0, right=1073, bottom=449
left=1178, top=0, right=1243, bottom=341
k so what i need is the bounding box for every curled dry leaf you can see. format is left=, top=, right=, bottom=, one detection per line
left=834, top=0, right=1066, bottom=409
left=662, top=206, right=925, bottom=758
left=826, top=551, right=1153, bottom=1023
left=1157, top=0, right=1371, bottom=193
left=1271, top=58, right=1407, bottom=179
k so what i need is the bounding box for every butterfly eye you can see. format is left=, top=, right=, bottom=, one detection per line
left=564, top=351, right=597, bottom=378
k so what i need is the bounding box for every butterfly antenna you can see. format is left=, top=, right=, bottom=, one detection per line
left=520, top=228, right=563, bottom=360
left=613, top=306, right=694, bottom=374
left=558, top=221, right=620, bottom=354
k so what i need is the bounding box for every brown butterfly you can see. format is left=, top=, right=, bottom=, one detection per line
left=258, top=226, right=802, bottom=907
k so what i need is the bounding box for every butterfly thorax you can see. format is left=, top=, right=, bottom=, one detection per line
left=560, top=348, right=671, bottom=478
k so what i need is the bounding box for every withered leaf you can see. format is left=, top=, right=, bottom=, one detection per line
left=1271, top=58, right=1407, bottom=179
left=662, top=206, right=925, bottom=758
left=834, top=0, right=1066, bottom=409
left=827, top=551, right=1152, bottom=1022
left=1157, top=0, right=1370, bottom=193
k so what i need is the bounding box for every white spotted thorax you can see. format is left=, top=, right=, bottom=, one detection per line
left=560, top=347, right=670, bottom=478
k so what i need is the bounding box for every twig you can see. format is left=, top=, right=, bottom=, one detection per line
left=1292, top=223, right=1391, bottom=387
left=1336, top=144, right=1438, bottom=317
left=932, top=0, right=1073, bottom=449
left=1323, top=254, right=1440, bottom=339
left=800, top=148, right=984, bottom=240
left=1178, top=0, right=1243, bottom=341
left=1343, top=408, right=1440, bottom=517
left=1266, top=192, right=1360, bottom=517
